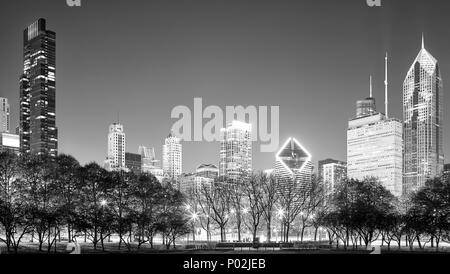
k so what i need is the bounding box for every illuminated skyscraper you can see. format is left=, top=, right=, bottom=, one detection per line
left=0, top=98, right=10, bottom=133
left=318, top=159, right=347, bottom=194
left=403, top=36, right=444, bottom=194
left=162, top=133, right=182, bottom=180
left=347, top=114, right=403, bottom=197
left=347, top=56, right=403, bottom=197
left=106, top=123, right=126, bottom=171
left=219, top=121, right=252, bottom=183
left=274, top=137, right=313, bottom=192
left=19, top=18, right=57, bottom=156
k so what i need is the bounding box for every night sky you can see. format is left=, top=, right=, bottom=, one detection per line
left=1, top=0, right=450, bottom=172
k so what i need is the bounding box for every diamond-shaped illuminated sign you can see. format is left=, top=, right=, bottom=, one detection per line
left=275, top=137, right=312, bottom=175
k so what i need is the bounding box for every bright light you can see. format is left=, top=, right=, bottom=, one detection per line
left=191, top=213, right=198, bottom=220
left=243, top=208, right=249, bottom=214
left=277, top=209, right=285, bottom=217
left=100, top=199, right=107, bottom=206
left=275, top=137, right=312, bottom=175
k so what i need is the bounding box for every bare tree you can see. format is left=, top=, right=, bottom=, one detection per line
left=190, top=187, right=214, bottom=242
left=297, top=176, right=326, bottom=242
left=200, top=182, right=231, bottom=242
left=277, top=177, right=310, bottom=243
left=242, top=173, right=265, bottom=243
left=260, top=174, right=278, bottom=242
left=229, top=182, right=244, bottom=242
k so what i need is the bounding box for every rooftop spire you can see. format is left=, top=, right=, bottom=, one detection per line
left=385, top=52, right=389, bottom=119
left=369, top=75, right=373, bottom=98
left=422, top=33, right=425, bottom=49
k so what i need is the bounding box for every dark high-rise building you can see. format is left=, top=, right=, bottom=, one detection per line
left=19, top=19, right=57, bottom=157
left=125, top=152, right=142, bottom=174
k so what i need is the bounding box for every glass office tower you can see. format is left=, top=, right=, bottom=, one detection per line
left=19, top=18, right=57, bottom=156
left=403, top=37, right=444, bottom=194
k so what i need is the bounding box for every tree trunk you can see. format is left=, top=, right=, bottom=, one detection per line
left=266, top=217, right=272, bottom=242
left=300, top=226, right=306, bottom=242
left=416, top=236, right=422, bottom=249
left=253, top=227, right=258, bottom=243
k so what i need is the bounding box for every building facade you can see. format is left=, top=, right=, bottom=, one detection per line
left=139, top=146, right=164, bottom=181
left=0, top=98, right=10, bottom=133
left=162, top=133, right=182, bottom=181
left=107, top=123, right=126, bottom=171
left=0, top=133, right=20, bottom=154
left=196, top=164, right=219, bottom=180
left=219, top=121, right=252, bottom=183
left=347, top=113, right=403, bottom=197
left=274, top=137, right=313, bottom=194
left=318, top=159, right=347, bottom=194
left=125, top=152, right=142, bottom=174
left=179, top=173, right=214, bottom=194
left=19, top=18, right=57, bottom=157
left=403, top=37, right=444, bottom=194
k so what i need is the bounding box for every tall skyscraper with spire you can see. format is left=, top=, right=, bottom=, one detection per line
left=19, top=18, right=57, bottom=157
left=347, top=55, right=403, bottom=197
left=403, top=35, right=444, bottom=194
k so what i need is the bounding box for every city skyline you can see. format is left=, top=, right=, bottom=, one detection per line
left=1, top=1, right=450, bottom=173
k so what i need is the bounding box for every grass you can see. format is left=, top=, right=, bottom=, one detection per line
left=1, top=241, right=448, bottom=254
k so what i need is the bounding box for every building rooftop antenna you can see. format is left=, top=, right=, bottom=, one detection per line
left=384, top=52, right=389, bottom=119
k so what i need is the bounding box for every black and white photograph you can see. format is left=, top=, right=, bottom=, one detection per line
left=0, top=0, right=449, bottom=272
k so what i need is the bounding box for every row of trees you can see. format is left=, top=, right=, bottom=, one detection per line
left=186, top=175, right=450, bottom=251
left=319, top=177, right=450, bottom=250
left=2, top=150, right=450, bottom=253
left=0, top=152, right=190, bottom=253
left=186, top=172, right=327, bottom=244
